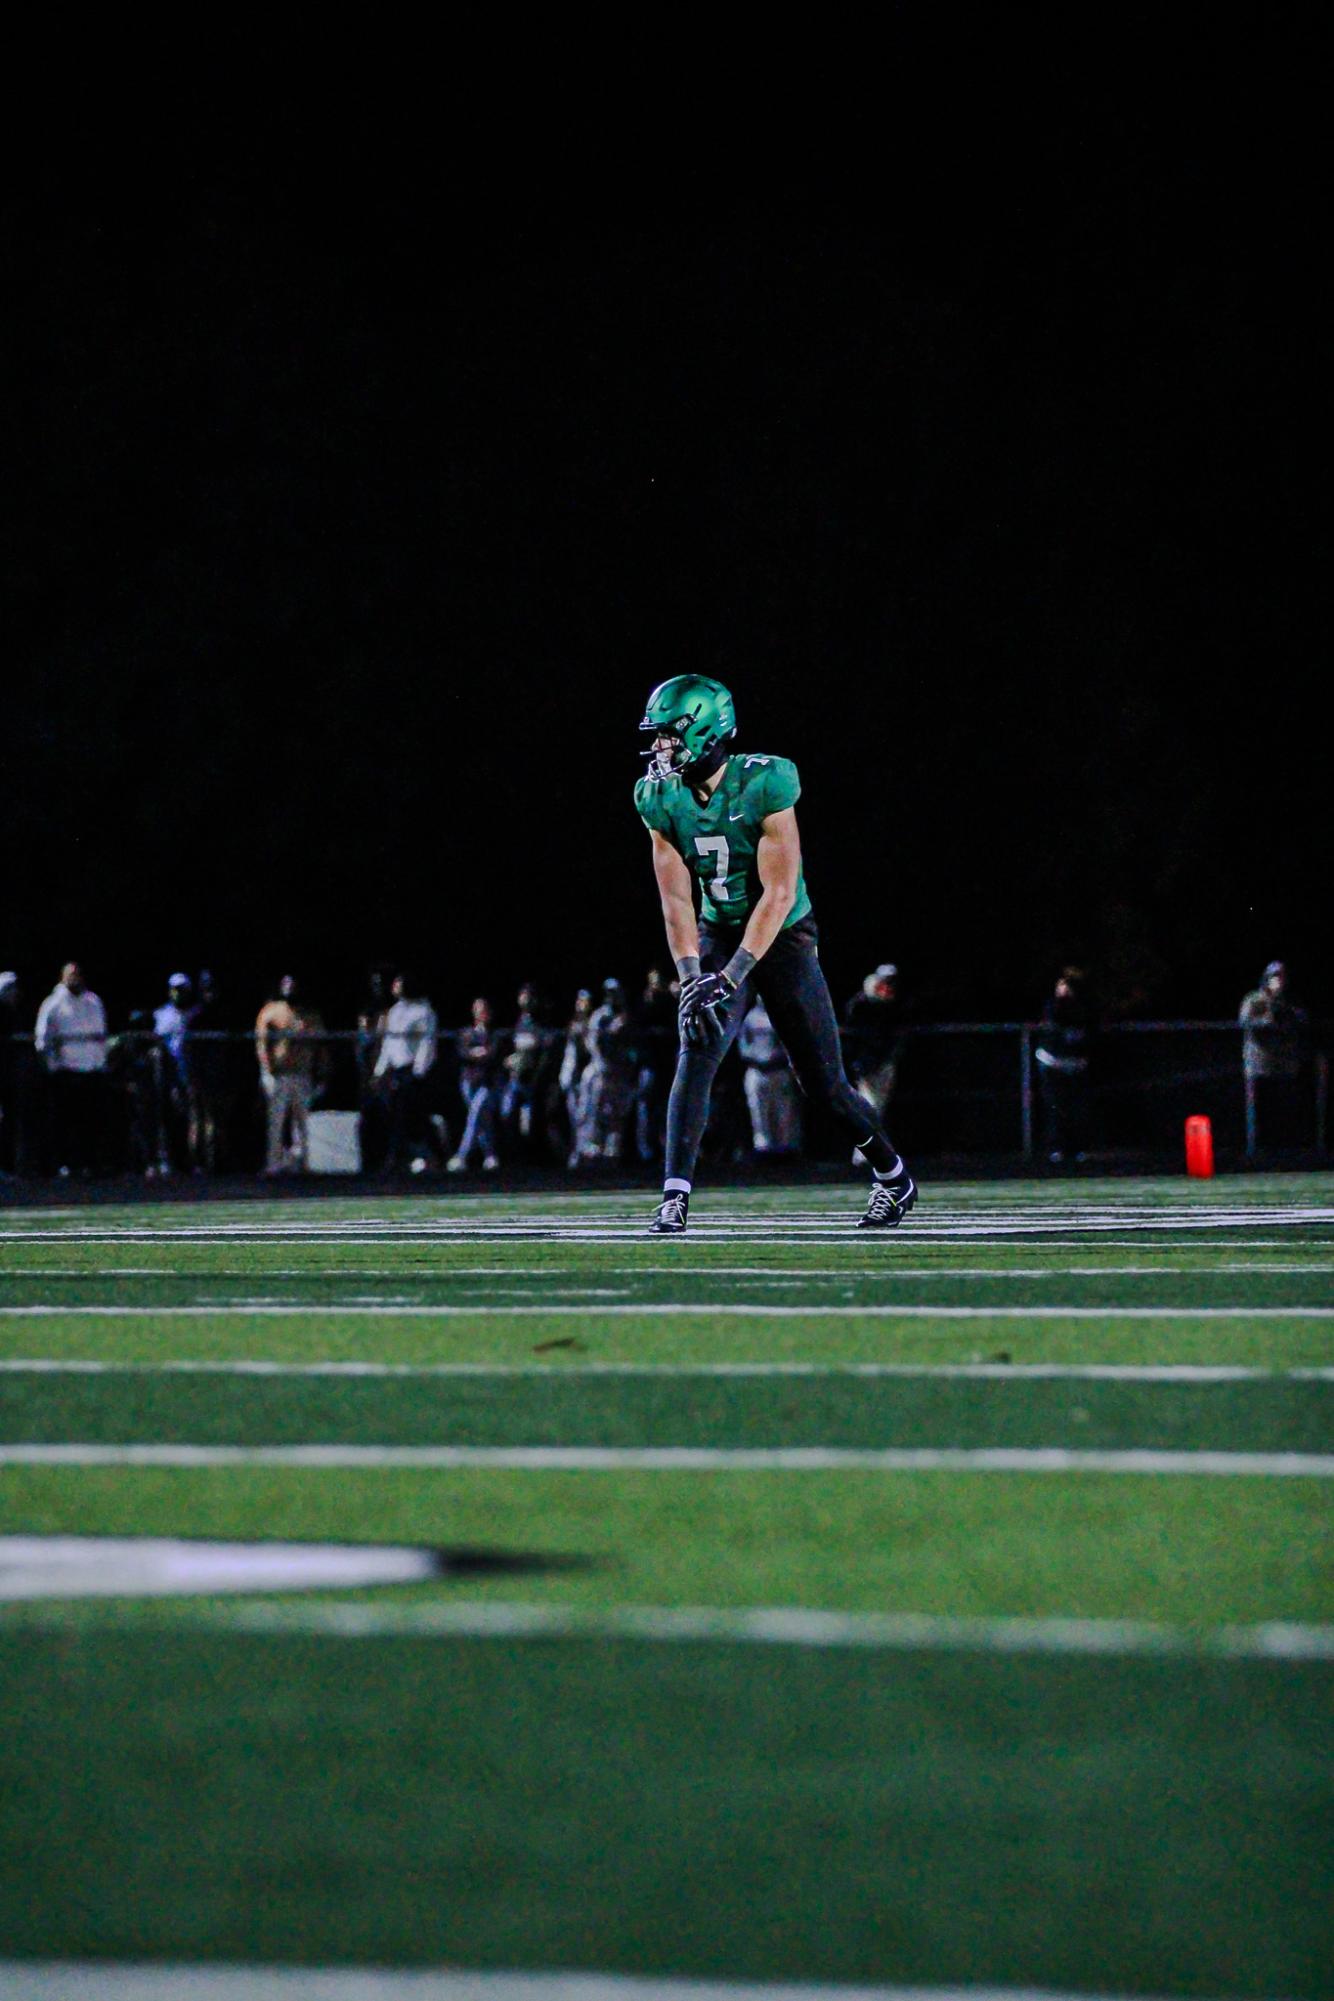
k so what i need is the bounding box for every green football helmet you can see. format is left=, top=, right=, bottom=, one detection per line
left=639, top=674, right=737, bottom=783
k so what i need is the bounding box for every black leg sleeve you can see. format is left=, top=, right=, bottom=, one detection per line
left=662, top=931, right=751, bottom=1186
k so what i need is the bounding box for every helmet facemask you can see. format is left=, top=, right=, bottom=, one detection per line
left=641, top=725, right=694, bottom=784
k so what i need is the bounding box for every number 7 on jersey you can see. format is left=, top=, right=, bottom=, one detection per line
left=694, top=835, right=730, bottom=901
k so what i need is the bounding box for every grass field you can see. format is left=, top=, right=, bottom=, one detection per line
left=1, top=1172, right=1332, bottom=2000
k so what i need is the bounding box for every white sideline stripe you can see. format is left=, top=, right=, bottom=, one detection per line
left=211, top=1601, right=1334, bottom=1662
left=5, top=1232, right=1328, bottom=1248
left=3, top=1359, right=1332, bottom=1383
left=8, top=1605, right=1333, bottom=1669
left=4, top=1263, right=1332, bottom=1278
left=3, top=1444, right=1332, bottom=1475
left=0, top=1207, right=1331, bottom=1244
left=0, top=1974, right=1295, bottom=2001
left=0, top=1200, right=1330, bottom=1225
left=2, top=1303, right=1332, bottom=1319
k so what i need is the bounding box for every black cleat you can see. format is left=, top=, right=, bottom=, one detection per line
left=649, top=1191, right=690, bottom=1235
left=858, top=1172, right=917, bottom=1229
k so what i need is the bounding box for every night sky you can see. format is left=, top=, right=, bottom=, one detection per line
left=5, top=44, right=1326, bottom=1032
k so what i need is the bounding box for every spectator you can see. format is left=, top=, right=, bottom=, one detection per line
left=842, top=963, right=904, bottom=1131
left=0, top=971, right=39, bottom=1179
left=188, top=969, right=232, bottom=1174
left=373, top=972, right=440, bottom=1175
left=356, top=966, right=393, bottom=1175
left=449, top=997, right=501, bottom=1173
left=500, top=984, right=551, bottom=1145
left=558, top=989, right=595, bottom=1167
left=738, top=995, right=803, bottom=1156
left=1240, top=960, right=1311, bottom=1152
left=34, top=962, right=109, bottom=1177
left=108, top=1009, right=171, bottom=1179
left=153, top=973, right=199, bottom=1173
left=633, top=968, right=675, bottom=1164
left=579, top=978, right=637, bottom=1163
left=254, top=974, right=328, bottom=1176
left=1034, top=966, right=1095, bottom=1164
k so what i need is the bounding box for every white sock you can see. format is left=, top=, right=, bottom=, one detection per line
left=663, top=1177, right=692, bottom=1196
left=873, top=1155, right=905, bottom=1183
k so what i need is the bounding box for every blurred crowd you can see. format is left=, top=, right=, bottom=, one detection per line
left=0, top=956, right=1318, bottom=1183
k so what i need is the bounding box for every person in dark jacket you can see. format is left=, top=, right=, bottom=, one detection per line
left=448, top=998, right=501, bottom=1173
left=581, top=978, right=637, bottom=1162
left=1034, top=966, right=1095, bottom=1164
left=842, top=964, right=904, bottom=1124
left=0, top=972, right=39, bottom=1178
left=1239, top=960, right=1311, bottom=1151
left=632, top=968, right=676, bottom=1164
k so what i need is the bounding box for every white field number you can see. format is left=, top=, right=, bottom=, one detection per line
left=695, top=835, right=730, bottom=899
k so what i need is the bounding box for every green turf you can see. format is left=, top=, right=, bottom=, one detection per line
left=4, top=1267, right=1334, bottom=1303
left=3, top=1367, right=1332, bottom=1452
left=1, top=1630, right=1329, bottom=1997
left=1, top=1174, right=1332, bottom=1992
left=5, top=1310, right=1334, bottom=1368
left=4, top=1464, right=1330, bottom=1623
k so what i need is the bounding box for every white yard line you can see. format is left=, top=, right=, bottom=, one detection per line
left=5, top=1603, right=1331, bottom=1669
left=0, top=1208, right=1331, bottom=1245
left=3, top=1263, right=1332, bottom=1278
left=0, top=1970, right=1300, bottom=2001
left=2, top=1359, right=1331, bottom=1382
left=213, top=1599, right=1334, bottom=1661
left=2, top=1444, right=1331, bottom=1474
left=1, top=1303, right=1332, bottom=1319
left=2, top=1235, right=1331, bottom=1253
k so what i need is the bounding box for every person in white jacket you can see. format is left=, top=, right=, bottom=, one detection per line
left=34, top=962, right=108, bottom=1175
left=372, top=972, right=439, bottom=1173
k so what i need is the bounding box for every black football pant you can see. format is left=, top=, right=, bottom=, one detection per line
left=664, top=917, right=898, bottom=1184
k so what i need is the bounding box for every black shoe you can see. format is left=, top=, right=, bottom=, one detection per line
left=649, top=1191, right=689, bottom=1235
left=858, top=1172, right=917, bottom=1229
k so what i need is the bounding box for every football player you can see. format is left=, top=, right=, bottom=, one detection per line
left=635, top=674, right=918, bottom=1234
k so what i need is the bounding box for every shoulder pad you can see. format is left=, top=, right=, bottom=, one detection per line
left=740, top=755, right=800, bottom=815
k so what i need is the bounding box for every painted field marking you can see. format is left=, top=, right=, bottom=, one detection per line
left=0, top=1968, right=1312, bottom=2001
left=3, top=1444, right=1332, bottom=1474
left=1, top=1208, right=1331, bottom=1245
left=2, top=1303, right=1332, bottom=1319
left=0, top=1536, right=442, bottom=1600
left=2, top=1359, right=1332, bottom=1382
left=2, top=1232, right=1328, bottom=1248
left=3, top=1263, right=1333, bottom=1278
left=204, top=1600, right=1334, bottom=1662
left=6, top=1605, right=1332, bottom=1670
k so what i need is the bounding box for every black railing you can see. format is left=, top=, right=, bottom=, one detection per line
left=1, top=1023, right=1326, bottom=1174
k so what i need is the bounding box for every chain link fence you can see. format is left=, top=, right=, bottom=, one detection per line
left=1, top=1023, right=1327, bottom=1178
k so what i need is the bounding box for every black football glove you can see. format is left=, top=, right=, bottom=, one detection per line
left=679, top=969, right=737, bottom=1016
left=679, top=969, right=739, bottom=1048
left=678, top=973, right=710, bottom=1048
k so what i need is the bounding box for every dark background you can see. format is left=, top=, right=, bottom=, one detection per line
left=4, top=33, right=1327, bottom=1035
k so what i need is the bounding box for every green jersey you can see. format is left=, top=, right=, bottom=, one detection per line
left=634, top=753, right=812, bottom=930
